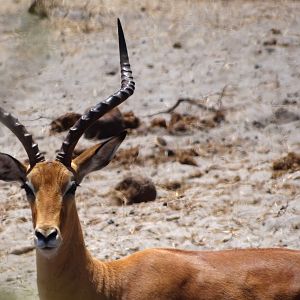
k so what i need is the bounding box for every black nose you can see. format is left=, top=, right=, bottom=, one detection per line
left=35, top=228, right=58, bottom=243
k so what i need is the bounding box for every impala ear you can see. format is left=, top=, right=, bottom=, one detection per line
left=72, top=131, right=126, bottom=183
left=0, top=153, right=27, bottom=182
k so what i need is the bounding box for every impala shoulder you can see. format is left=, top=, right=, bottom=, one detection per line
left=107, top=249, right=202, bottom=300
left=110, top=248, right=205, bottom=276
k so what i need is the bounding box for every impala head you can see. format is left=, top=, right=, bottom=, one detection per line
left=0, top=19, right=134, bottom=257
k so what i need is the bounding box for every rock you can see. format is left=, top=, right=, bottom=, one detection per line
left=173, top=42, right=182, bottom=49
left=270, top=28, right=282, bottom=35
left=28, top=0, right=49, bottom=18
left=113, top=175, right=157, bottom=205
left=123, top=111, right=140, bottom=129
left=10, top=246, right=35, bottom=255
left=155, top=137, right=168, bottom=147
left=263, top=38, right=277, bottom=46
left=50, top=109, right=140, bottom=139
left=50, top=112, right=81, bottom=134
left=273, top=152, right=300, bottom=171
left=28, top=0, right=58, bottom=18
left=151, top=117, right=167, bottom=128
left=84, top=108, right=125, bottom=139
left=177, top=154, right=198, bottom=166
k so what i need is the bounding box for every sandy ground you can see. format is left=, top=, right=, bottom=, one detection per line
left=0, top=0, right=300, bottom=299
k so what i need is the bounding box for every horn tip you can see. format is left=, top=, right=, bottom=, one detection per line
left=117, top=18, right=125, bottom=38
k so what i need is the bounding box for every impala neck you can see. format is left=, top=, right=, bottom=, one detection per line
left=36, top=201, right=119, bottom=300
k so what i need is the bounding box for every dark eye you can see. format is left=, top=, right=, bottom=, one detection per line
left=21, top=183, right=35, bottom=199
left=65, top=182, right=78, bottom=196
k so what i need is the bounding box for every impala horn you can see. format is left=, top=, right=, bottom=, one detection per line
left=56, top=19, right=135, bottom=167
left=0, top=107, right=45, bottom=167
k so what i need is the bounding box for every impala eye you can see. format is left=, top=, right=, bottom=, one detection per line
left=21, top=182, right=35, bottom=199
left=65, top=181, right=78, bottom=196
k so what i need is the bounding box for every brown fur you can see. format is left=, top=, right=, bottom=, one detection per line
left=22, top=159, right=300, bottom=300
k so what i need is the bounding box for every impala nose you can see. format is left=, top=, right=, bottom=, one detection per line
left=34, top=227, right=60, bottom=249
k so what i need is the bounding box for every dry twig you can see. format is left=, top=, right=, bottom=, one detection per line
left=147, top=86, right=228, bottom=117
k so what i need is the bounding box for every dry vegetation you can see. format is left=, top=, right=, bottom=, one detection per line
left=0, top=0, right=300, bottom=298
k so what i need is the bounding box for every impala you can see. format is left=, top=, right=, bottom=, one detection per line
left=1, top=20, right=300, bottom=300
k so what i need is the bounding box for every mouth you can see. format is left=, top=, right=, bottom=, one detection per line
left=39, top=245, right=57, bottom=250
left=35, top=241, right=61, bottom=250
left=34, top=238, right=62, bottom=251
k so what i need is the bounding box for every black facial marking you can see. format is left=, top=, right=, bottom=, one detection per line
left=21, top=182, right=35, bottom=199
left=65, top=181, right=78, bottom=196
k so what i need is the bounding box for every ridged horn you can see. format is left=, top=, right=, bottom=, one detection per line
left=0, top=107, right=45, bottom=167
left=56, top=19, right=135, bottom=167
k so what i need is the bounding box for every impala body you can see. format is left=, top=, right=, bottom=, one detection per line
left=0, top=20, right=299, bottom=300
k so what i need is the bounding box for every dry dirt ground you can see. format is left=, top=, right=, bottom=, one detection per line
left=0, top=1, right=300, bottom=299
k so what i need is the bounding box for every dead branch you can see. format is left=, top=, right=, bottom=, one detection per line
left=147, top=86, right=228, bottom=117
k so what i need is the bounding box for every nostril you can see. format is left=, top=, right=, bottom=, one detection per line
left=35, top=230, right=46, bottom=241
left=46, top=229, right=58, bottom=242
left=34, top=228, right=60, bottom=249
left=35, top=228, right=58, bottom=242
